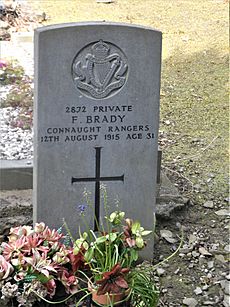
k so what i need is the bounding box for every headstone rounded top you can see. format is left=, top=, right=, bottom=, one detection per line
left=34, top=21, right=162, bottom=36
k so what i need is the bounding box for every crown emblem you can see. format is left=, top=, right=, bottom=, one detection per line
left=92, top=40, right=110, bottom=59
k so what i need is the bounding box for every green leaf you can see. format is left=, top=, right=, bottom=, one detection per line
left=84, top=247, right=94, bottom=262
left=96, top=236, right=107, bottom=244
left=23, top=274, right=37, bottom=282
left=82, top=232, right=88, bottom=240
left=131, top=221, right=141, bottom=234
left=119, top=211, right=125, bottom=219
left=136, top=237, right=144, bottom=248
left=130, top=249, right=138, bottom=262
left=109, top=212, right=117, bottom=222
left=141, top=230, right=152, bottom=236
left=82, top=241, right=89, bottom=250
left=107, top=232, right=117, bottom=242
left=74, top=239, right=81, bottom=248
left=73, top=246, right=80, bottom=255
left=37, top=274, right=52, bottom=284
left=43, top=240, right=49, bottom=247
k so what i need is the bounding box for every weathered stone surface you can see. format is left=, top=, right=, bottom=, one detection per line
left=0, top=190, right=32, bottom=240
left=156, top=173, right=188, bottom=219
left=182, top=297, right=198, bottom=307
left=0, top=159, right=33, bottom=190
left=215, top=209, right=230, bottom=216
left=223, top=294, right=230, bottom=307
left=203, top=200, right=214, bottom=208
left=160, top=229, right=177, bottom=243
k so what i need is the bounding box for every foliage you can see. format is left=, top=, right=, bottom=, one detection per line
left=161, top=50, right=229, bottom=204
left=0, top=223, right=81, bottom=306
left=0, top=188, right=161, bottom=306
left=0, top=217, right=157, bottom=306
left=73, top=209, right=152, bottom=295
left=1, top=82, right=33, bottom=109
left=96, top=263, right=129, bottom=295
left=10, top=109, right=33, bottom=130
left=69, top=187, right=157, bottom=306
left=0, top=59, right=33, bottom=130
left=0, top=60, right=24, bottom=86
left=129, top=268, right=159, bottom=307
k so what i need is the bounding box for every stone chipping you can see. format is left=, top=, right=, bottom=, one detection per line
left=0, top=107, right=33, bottom=160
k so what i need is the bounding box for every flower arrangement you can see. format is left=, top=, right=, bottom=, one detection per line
left=73, top=210, right=152, bottom=291
left=69, top=187, right=159, bottom=306
left=0, top=188, right=161, bottom=307
left=0, top=223, right=83, bottom=306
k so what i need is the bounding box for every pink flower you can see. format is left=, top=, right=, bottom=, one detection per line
left=96, top=264, right=129, bottom=295
left=2, top=237, right=27, bottom=261
left=68, top=247, right=86, bottom=272
left=24, top=251, right=57, bottom=277
left=125, top=237, right=136, bottom=248
left=0, top=59, right=7, bottom=69
left=21, top=233, right=44, bottom=254
left=59, top=269, right=79, bottom=294
left=44, top=279, right=56, bottom=297
left=0, top=255, right=14, bottom=280
left=38, top=226, right=64, bottom=242
left=14, top=271, right=27, bottom=282
left=8, top=225, right=33, bottom=242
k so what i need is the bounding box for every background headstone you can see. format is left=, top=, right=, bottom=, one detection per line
left=34, top=22, right=162, bottom=258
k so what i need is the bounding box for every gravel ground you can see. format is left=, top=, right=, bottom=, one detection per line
left=0, top=107, right=33, bottom=160
left=0, top=33, right=34, bottom=160
left=154, top=195, right=230, bottom=307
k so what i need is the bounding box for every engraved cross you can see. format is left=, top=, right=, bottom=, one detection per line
left=71, top=147, right=124, bottom=231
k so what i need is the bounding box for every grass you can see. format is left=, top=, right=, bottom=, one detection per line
left=161, top=48, right=229, bottom=203
left=28, top=0, right=229, bottom=203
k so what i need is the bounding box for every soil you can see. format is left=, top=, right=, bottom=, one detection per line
left=153, top=190, right=229, bottom=306
left=0, top=0, right=41, bottom=40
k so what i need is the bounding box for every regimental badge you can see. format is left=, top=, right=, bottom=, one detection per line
left=72, top=40, right=128, bottom=99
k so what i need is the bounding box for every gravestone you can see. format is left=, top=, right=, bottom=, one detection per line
left=34, top=22, right=162, bottom=258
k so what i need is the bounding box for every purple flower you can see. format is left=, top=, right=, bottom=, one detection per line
left=77, top=204, right=88, bottom=215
